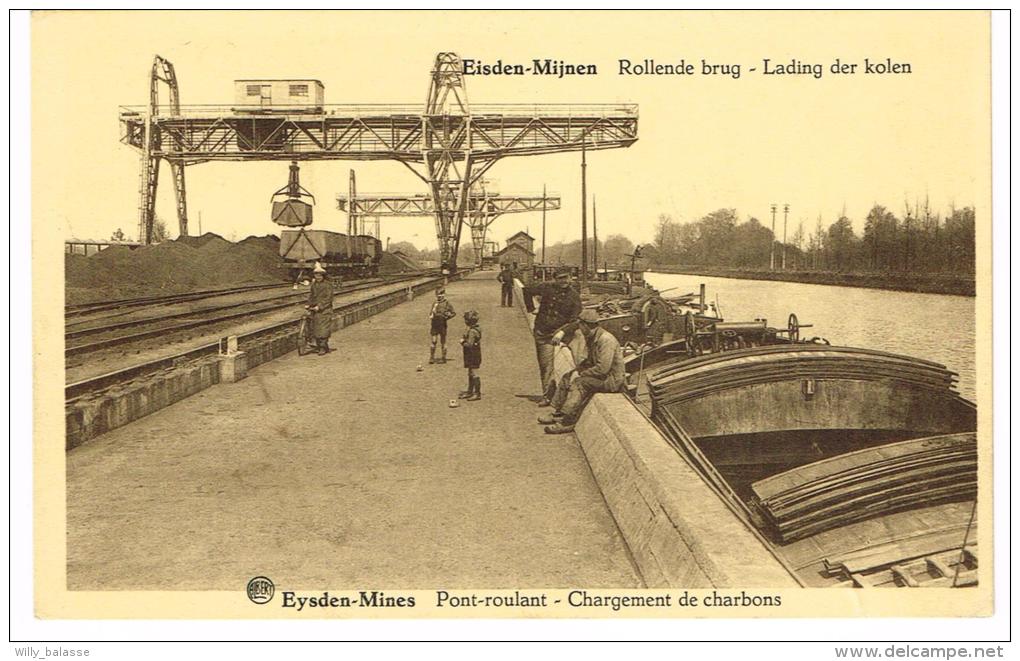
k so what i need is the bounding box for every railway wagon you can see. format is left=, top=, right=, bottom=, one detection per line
left=280, top=229, right=382, bottom=279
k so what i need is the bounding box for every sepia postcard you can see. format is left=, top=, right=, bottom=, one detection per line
left=28, top=9, right=998, bottom=628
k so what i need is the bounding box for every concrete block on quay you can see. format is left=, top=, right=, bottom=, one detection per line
left=574, top=394, right=799, bottom=588
left=218, top=350, right=248, bottom=383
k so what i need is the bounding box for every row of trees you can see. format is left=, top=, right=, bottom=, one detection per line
left=534, top=234, right=637, bottom=269
left=387, top=241, right=475, bottom=266
left=394, top=235, right=642, bottom=270
left=647, top=204, right=976, bottom=275
left=111, top=218, right=169, bottom=243
left=374, top=201, right=977, bottom=277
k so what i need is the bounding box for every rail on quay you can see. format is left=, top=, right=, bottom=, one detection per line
left=65, top=273, right=456, bottom=449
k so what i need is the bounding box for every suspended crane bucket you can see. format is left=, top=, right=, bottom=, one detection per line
left=270, top=161, right=315, bottom=227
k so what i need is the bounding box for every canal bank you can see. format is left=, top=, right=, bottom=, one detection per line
left=650, top=266, right=974, bottom=296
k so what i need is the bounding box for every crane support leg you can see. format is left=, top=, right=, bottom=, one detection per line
left=171, top=161, right=189, bottom=237
left=470, top=220, right=486, bottom=267
left=137, top=154, right=159, bottom=244
left=136, top=55, right=184, bottom=243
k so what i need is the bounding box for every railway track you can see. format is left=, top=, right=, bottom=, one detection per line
left=65, top=276, right=394, bottom=336
left=65, top=282, right=292, bottom=318
left=65, top=272, right=433, bottom=360
left=65, top=272, right=450, bottom=404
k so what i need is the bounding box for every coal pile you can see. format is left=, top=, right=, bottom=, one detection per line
left=378, top=250, right=423, bottom=274
left=65, top=233, right=284, bottom=304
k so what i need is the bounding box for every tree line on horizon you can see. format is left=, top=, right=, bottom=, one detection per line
left=379, top=201, right=976, bottom=277
left=393, top=234, right=644, bottom=269
left=644, top=203, right=975, bottom=276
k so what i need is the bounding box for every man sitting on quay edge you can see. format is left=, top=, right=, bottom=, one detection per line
left=523, top=269, right=582, bottom=405
left=543, top=309, right=626, bottom=434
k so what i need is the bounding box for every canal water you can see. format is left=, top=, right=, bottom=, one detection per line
left=645, top=272, right=977, bottom=401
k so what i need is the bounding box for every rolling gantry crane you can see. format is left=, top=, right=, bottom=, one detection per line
left=337, top=171, right=560, bottom=267
left=119, top=52, right=638, bottom=271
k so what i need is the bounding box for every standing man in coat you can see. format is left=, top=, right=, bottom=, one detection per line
left=523, top=269, right=582, bottom=405
left=307, top=262, right=334, bottom=356
left=544, top=309, right=626, bottom=434
left=496, top=264, right=516, bottom=307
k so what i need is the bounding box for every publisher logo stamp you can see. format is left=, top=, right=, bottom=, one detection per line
left=246, top=576, right=275, bottom=605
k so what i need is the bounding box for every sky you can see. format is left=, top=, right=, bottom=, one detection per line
left=34, top=10, right=989, bottom=251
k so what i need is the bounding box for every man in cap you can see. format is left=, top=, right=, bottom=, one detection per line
left=307, top=262, right=334, bottom=355
left=523, top=269, right=582, bottom=404
left=496, top=264, right=516, bottom=307
left=544, top=308, right=626, bottom=434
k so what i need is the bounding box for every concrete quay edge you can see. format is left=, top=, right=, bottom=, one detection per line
left=573, top=394, right=800, bottom=589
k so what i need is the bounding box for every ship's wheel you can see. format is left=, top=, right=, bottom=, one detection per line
left=788, top=313, right=800, bottom=343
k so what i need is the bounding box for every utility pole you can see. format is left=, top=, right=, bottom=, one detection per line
left=592, top=195, right=598, bottom=276
left=782, top=203, right=790, bottom=270
left=198, top=211, right=202, bottom=236
left=541, top=184, right=547, bottom=264
left=770, top=203, right=778, bottom=270
left=348, top=169, right=357, bottom=235
left=580, top=140, right=588, bottom=292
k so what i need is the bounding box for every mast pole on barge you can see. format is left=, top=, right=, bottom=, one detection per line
left=770, top=203, right=778, bottom=271
left=782, top=203, right=790, bottom=270
left=581, top=139, right=588, bottom=292
left=541, top=184, right=547, bottom=265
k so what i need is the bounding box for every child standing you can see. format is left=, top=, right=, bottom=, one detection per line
left=428, top=288, right=456, bottom=364
left=459, top=310, right=482, bottom=401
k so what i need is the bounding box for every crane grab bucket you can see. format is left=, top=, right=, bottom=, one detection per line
left=271, top=161, right=315, bottom=227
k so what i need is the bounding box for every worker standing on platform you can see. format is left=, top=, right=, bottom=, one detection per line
left=429, top=288, right=456, bottom=364
left=544, top=309, right=626, bottom=434
left=497, top=264, right=515, bottom=307
left=308, top=263, right=334, bottom=356
left=523, top=270, right=582, bottom=405
left=459, top=309, right=482, bottom=401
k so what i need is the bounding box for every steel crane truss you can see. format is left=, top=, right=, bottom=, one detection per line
left=337, top=193, right=562, bottom=217
left=339, top=191, right=561, bottom=266
left=119, top=105, right=638, bottom=163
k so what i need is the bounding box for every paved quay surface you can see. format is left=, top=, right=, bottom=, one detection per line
left=67, top=272, right=642, bottom=590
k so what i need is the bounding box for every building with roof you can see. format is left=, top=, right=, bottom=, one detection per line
left=505, top=231, right=535, bottom=254
left=495, top=241, right=535, bottom=282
